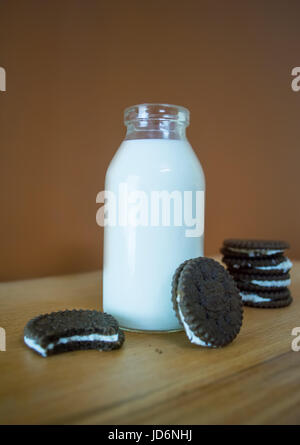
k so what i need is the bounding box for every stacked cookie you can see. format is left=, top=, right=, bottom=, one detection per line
left=221, top=239, right=293, bottom=308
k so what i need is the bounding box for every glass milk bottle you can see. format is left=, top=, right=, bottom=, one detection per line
left=102, top=104, right=205, bottom=332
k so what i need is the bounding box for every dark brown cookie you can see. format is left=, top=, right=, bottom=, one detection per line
left=172, top=257, right=243, bottom=348
left=222, top=255, right=292, bottom=275
left=24, top=309, right=125, bottom=357
left=223, top=239, right=290, bottom=250
left=240, top=288, right=291, bottom=303
left=171, top=258, right=191, bottom=324
left=243, top=294, right=293, bottom=308
left=221, top=239, right=289, bottom=258
left=234, top=273, right=291, bottom=292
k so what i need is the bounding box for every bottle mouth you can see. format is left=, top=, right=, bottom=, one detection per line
left=124, top=103, right=190, bottom=126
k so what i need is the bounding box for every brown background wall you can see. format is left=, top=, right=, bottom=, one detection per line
left=0, top=0, right=299, bottom=281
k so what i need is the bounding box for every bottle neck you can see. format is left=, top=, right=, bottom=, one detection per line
left=125, top=119, right=187, bottom=140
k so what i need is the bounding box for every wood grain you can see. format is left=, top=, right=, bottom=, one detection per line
left=0, top=263, right=299, bottom=425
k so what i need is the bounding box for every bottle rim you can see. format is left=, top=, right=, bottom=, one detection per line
left=124, top=103, right=190, bottom=125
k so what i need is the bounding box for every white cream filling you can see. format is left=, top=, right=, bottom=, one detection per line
left=228, top=247, right=283, bottom=257
left=176, top=295, right=212, bottom=347
left=240, top=292, right=271, bottom=303
left=251, top=278, right=291, bottom=287
left=24, top=337, right=48, bottom=357
left=256, top=259, right=292, bottom=272
left=24, top=333, right=119, bottom=357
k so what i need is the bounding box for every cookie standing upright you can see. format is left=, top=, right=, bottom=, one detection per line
left=172, top=257, right=243, bottom=347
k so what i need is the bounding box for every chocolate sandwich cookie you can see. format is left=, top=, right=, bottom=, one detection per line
left=222, top=255, right=293, bottom=275
left=171, top=259, right=191, bottom=324
left=172, top=257, right=243, bottom=348
left=240, top=288, right=291, bottom=304
left=24, top=309, right=125, bottom=357
left=235, top=272, right=291, bottom=292
left=242, top=291, right=293, bottom=308
left=221, top=239, right=289, bottom=258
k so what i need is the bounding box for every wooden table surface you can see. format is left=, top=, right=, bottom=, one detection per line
left=0, top=261, right=300, bottom=425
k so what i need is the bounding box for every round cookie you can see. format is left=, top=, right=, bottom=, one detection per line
left=24, top=309, right=125, bottom=357
left=222, top=239, right=289, bottom=258
left=243, top=294, right=293, bottom=308
left=172, top=257, right=243, bottom=348
left=235, top=273, right=291, bottom=291
left=222, top=255, right=292, bottom=275
left=171, top=258, right=191, bottom=325
left=240, top=288, right=291, bottom=304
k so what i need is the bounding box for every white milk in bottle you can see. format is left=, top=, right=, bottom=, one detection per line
left=101, top=104, right=205, bottom=332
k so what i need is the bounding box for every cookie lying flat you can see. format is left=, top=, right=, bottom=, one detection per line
left=172, top=257, right=243, bottom=348
left=221, top=239, right=289, bottom=258
left=240, top=288, right=291, bottom=304
left=235, top=273, right=291, bottom=292
left=24, top=310, right=125, bottom=357
left=222, top=255, right=292, bottom=275
left=242, top=292, right=293, bottom=308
